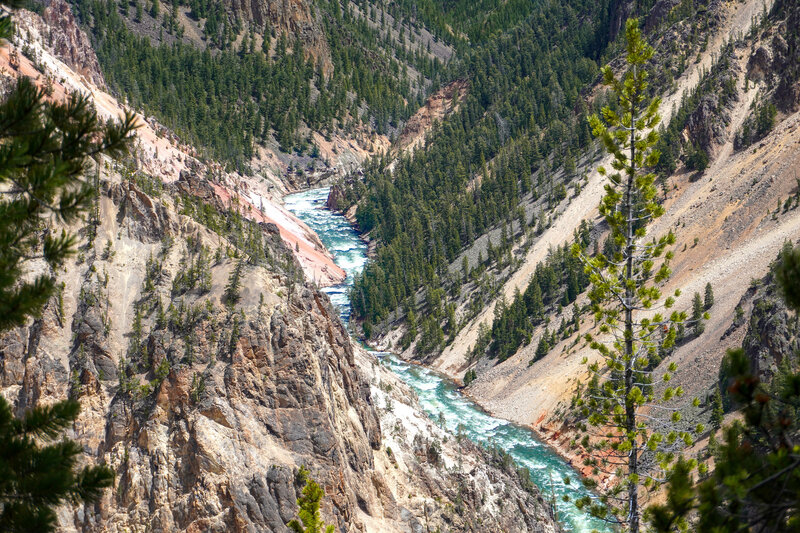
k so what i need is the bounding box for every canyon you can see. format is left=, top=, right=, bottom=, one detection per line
left=1, top=0, right=799, bottom=530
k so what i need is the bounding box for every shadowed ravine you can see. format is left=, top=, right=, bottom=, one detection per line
left=285, top=188, right=609, bottom=532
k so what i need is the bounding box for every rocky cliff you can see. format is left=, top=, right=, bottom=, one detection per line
left=36, top=0, right=105, bottom=86
left=1, top=2, right=347, bottom=288
left=0, top=147, right=557, bottom=533
left=229, top=0, right=332, bottom=75
left=738, top=269, right=799, bottom=385
left=393, top=80, right=469, bottom=157
left=1, top=167, right=380, bottom=532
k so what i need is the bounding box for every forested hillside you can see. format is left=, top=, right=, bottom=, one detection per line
left=339, top=0, right=771, bottom=363
left=343, top=0, right=616, bottom=334
left=372, top=0, right=800, bottom=519
left=69, top=0, right=449, bottom=170
left=341, top=0, right=651, bottom=350
left=466, top=0, right=800, bottom=375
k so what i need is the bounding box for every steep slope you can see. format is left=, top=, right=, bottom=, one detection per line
left=4, top=0, right=346, bottom=287
left=339, top=0, right=746, bottom=353
left=436, top=0, right=800, bottom=461
left=340, top=0, right=622, bottom=339
left=67, top=0, right=454, bottom=180
left=432, top=0, right=776, bottom=378
left=1, top=149, right=381, bottom=532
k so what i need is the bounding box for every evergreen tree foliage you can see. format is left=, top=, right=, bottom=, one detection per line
left=0, top=53, right=136, bottom=331
left=381, top=0, right=619, bottom=53
left=346, top=0, right=619, bottom=331
left=0, top=396, right=115, bottom=532
left=534, top=332, right=550, bottom=362
left=463, top=368, right=477, bottom=385
left=692, top=292, right=706, bottom=337
left=710, top=385, right=724, bottom=430
left=776, top=241, right=800, bottom=311
left=287, top=467, right=335, bottom=533
left=685, top=144, right=709, bottom=173
left=653, top=42, right=740, bottom=178
left=734, top=100, right=778, bottom=150
left=72, top=0, right=436, bottom=167
left=479, top=225, right=591, bottom=362
left=703, top=282, right=714, bottom=310
left=0, top=2, right=133, bottom=524
left=648, top=267, right=800, bottom=532
left=224, top=260, right=243, bottom=306
left=570, top=20, right=695, bottom=533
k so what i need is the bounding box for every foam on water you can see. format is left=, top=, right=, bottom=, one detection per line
left=285, top=188, right=608, bottom=532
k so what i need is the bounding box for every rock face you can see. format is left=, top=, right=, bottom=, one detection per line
left=394, top=79, right=469, bottom=156
left=0, top=164, right=558, bottom=532
left=773, top=1, right=800, bottom=111
left=740, top=273, right=799, bottom=384
left=747, top=45, right=773, bottom=82
left=0, top=172, right=378, bottom=532
left=38, top=0, right=105, bottom=86
left=172, top=171, right=346, bottom=286
left=606, top=0, right=634, bottom=43
left=325, top=182, right=347, bottom=211
left=225, top=0, right=332, bottom=75
left=686, top=49, right=739, bottom=152
left=686, top=93, right=729, bottom=150
left=361, top=349, right=560, bottom=533
left=645, top=0, right=681, bottom=31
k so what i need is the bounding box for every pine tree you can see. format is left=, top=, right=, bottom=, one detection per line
left=710, top=385, right=724, bottom=430
left=535, top=330, right=550, bottom=361
left=571, top=20, right=695, bottom=532
left=776, top=240, right=800, bottom=309
left=0, top=397, right=116, bottom=531
left=692, top=292, right=706, bottom=337
left=0, top=3, right=134, bottom=523
left=527, top=281, right=543, bottom=320
left=287, top=467, right=335, bottom=533
left=648, top=243, right=800, bottom=531
left=261, top=29, right=270, bottom=56
left=703, top=282, right=714, bottom=310
left=224, top=260, right=243, bottom=306
left=406, top=309, right=417, bottom=338
left=463, top=368, right=477, bottom=385
left=0, top=55, right=135, bottom=330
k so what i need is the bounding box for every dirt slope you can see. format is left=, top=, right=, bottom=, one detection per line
left=432, top=0, right=800, bottom=442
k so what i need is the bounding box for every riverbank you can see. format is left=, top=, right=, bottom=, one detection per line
left=284, top=187, right=610, bottom=532
left=378, top=341, right=601, bottom=491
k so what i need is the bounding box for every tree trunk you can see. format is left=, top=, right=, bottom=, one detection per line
left=625, top=67, right=640, bottom=533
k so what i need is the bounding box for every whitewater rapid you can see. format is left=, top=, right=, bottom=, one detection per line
left=285, top=188, right=608, bottom=532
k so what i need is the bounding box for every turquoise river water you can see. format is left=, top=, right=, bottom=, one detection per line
left=285, top=188, right=608, bottom=532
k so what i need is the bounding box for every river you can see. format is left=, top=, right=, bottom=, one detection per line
left=285, top=188, right=608, bottom=532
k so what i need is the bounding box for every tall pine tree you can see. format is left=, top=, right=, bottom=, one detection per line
left=571, top=20, right=695, bottom=532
